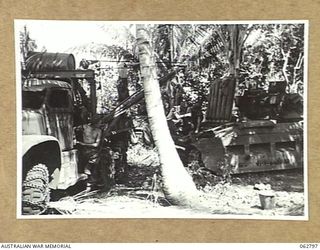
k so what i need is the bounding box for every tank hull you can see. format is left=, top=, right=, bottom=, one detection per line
left=192, top=120, right=303, bottom=174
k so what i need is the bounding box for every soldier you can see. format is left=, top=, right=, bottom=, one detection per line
left=117, top=62, right=129, bottom=102
left=75, top=116, right=104, bottom=191
left=190, top=100, right=203, bottom=134
left=166, top=106, right=180, bottom=135
left=107, top=110, right=133, bottom=184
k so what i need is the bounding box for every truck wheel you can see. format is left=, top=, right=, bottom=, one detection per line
left=22, top=164, right=50, bottom=215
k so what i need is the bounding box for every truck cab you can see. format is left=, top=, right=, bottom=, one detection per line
left=21, top=52, right=96, bottom=215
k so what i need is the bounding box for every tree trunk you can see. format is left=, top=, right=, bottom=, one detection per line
left=281, top=49, right=290, bottom=86
left=292, top=52, right=303, bottom=94
left=136, top=24, right=198, bottom=206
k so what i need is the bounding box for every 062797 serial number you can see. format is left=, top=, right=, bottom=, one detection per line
left=300, top=244, right=319, bottom=248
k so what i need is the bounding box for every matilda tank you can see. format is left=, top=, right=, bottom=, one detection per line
left=190, top=77, right=304, bottom=174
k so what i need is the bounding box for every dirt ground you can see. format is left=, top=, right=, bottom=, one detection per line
left=47, top=155, right=305, bottom=218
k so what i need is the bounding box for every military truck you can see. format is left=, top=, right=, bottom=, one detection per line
left=20, top=52, right=168, bottom=215
left=21, top=52, right=101, bottom=215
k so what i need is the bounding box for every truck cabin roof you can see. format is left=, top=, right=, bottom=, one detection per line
left=22, top=79, right=74, bottom=110
left=22, top=79, right=72, bottom=92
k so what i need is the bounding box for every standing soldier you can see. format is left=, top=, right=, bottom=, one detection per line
left=75, top=116, right=112, bottom=191
left=117, top=61, right=129, bottom=102
left=191, top=100, right=203, bottom=134
left=107, top=110, right=133, bottom=184
left=104, top=58, right=133, bottom=184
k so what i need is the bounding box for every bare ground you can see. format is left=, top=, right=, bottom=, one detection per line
left=46, top=157, right=305, bottom=218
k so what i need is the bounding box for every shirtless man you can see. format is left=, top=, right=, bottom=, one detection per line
left=76, top=117, right=102, bottom=191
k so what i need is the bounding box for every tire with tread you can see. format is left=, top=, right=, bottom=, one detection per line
left=22, top=164, right=50, bottom=215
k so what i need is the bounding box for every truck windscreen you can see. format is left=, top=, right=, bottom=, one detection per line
left=22, top=90, right=46, bottom=109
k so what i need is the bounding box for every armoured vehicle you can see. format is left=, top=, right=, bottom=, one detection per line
left=192, top=76, right=304, bottom=174
left=108, top=73, right=304, bottom=175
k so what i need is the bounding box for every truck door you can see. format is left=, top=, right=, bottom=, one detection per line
left=46, top=87, right=74, bottom=150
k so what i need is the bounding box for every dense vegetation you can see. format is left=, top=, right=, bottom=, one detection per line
left=20, top=23, right=305, bottom=114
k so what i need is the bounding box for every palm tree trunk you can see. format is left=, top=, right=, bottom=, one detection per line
left=136, top=24, right=198, bottom=205
left=281, top=48, right=290, bottom=86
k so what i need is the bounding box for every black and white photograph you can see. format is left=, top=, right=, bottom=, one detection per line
left=15, top=20, right=308, bottom=219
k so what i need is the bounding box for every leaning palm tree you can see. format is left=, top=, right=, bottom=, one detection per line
left=136, top=24, right=199, bottom=206
left=135, top=23, right=258, bottom=209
